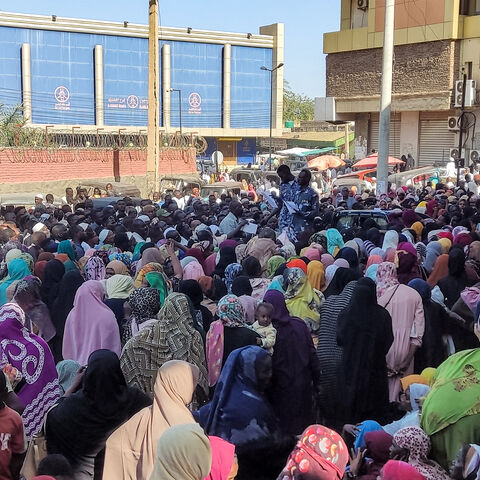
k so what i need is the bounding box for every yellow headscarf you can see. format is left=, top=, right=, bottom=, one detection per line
left=400, top=374, right=429, bottom=391
left=420, top=367, right=437, bottom=385
left=411, top=222, right=424, bottom=241
left=438, top=238, right=452, bottom=254
left=307, top=260, right=326, bottom=291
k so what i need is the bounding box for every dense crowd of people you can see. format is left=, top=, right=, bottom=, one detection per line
left=0, top=164, right=480, bottom=480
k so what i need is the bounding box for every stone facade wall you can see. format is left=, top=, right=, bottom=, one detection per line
left=326, top=40, right=459, bottom=99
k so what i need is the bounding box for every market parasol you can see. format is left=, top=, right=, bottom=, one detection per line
left=353, top=152, right=404, bottom=169
left=307, top=155, right=345, bottom=171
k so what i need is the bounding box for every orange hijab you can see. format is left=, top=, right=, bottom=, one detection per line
left=307, top=260, right=326, bottom=291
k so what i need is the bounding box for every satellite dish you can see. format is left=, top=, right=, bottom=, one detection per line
left=211, top=151, right=224, bottom=165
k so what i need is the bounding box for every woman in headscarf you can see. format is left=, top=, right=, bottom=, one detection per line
left=307, top=260, right=326, bottom=291
left=104, top=274, right=134, bottom=327
left=366, top=254, right=384, bottom=269
left=437, top=247, right=469, bottom=309
left=150, top=423, right=212, bottom=480
left=393, top=426, right=450, bottom=480
left=103, top=360, right=199, bottom=480
left=423, top=241, right=442, bottom=275
left=39, top=259, right=65, bottom=313
left=0, top=258, right=31, bottom=306
left=56, top=359, right=80, bottom=395
left=465, top=240, right=480, bottom=283
left=382, top=460, right=425, bottom=479
left=213, top=246, right=237, bottom=278
left=183, top=258, right=205, bottom=281
left=396, top=242, right=422, bottom=285
left=365, top=264, right=379, bottom=283
left=317, top=268, right=359, bottom=430
left=323, top=267, right=360, bottom=298
left=224, top=263, right=243, bottom=293
left=421, top=348, right=480, bottom=470
left=321, top=253, right=335, bottom=267
left=267, top=255, right=286, bottom=279
left=105, top=260, right=129, bottom=278
left=376, top=262, right=425, bottom=402
left=264, top=290, right=321, bottom=436
left=134, top=262, right=164, bottom=288
left=408, top=279, right=448, bottom=371
left=121, top=293, right=208, bottom=399
left=135, top=247, right=165, bottom=273
left=205, top=294, right=259, bottom=387
left=326, top=228, right=344, bottom=256
left=63, top=280, right=121, bottom=365
left=382, top=230, right=399, bottom=252
left=337, top=278, right=394, bottom=425
left=12, top=275, right=55, bottom=342
left=122, top=287, right=161, bottom=345
left=277, top=424, right=349, bottom=480
left=196, top=346, right=281, bottom=454
left=56, top=240, right=78, bottom=272
left=49, top=270, right=84, bottom=363
left=231, top=276, right=257, bottom=325
left=85, top=255, right=106, bottom=281
left=0, top=303, right=60, bottom=439
left=336, top=246, right=359, bottom=271
left=46, top=350, right=151, bottom=480
left=242, top=230, right=278, bottom=276
left=241, top=256, right=271, bottom=301
left=205, top=436, right=237, bottom=480
left=179, top=279, right=214, bottom=333
left=284, top=267, right=322, bottom=332
left=426, top=254, right=448, bottom=288
left=325, top=264, right=339, bottom=288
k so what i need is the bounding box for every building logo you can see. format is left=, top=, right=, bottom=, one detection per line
left=54, top=86, right=70, bottom=111
left=188, top=92, right=202, bottom=114
left=54, top=86, right=70, bottom=103
left=127, top=94, right=139, bottom=109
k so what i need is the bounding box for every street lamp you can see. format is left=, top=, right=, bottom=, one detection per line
left=168, top=88, right=182, bottom=134
left=261, top=62, right=284, bottom=170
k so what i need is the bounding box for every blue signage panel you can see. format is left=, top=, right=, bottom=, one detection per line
left=237, top=137, right=256, bottom=164
left=103, top=35, right=153, bottom=126
left=169, top=41, right=223, bottom=129
left=29, top=29, right=95, bottom=124
left=231, top=46, right=272, bottom=129
left=0, top=26, right=22, bottom=109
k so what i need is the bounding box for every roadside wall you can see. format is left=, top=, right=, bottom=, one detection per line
left=0, top=147, right=197, bottom=195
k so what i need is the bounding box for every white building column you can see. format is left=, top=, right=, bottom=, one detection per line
left=223, top=43, right=231, bottom=129
left=21, top=43, right=32, bottom=124
left=400, top=111, right=419, bottom=165
left=162, top=44, right=171, bottom=130
left=94, top=45, right=104, bottom=126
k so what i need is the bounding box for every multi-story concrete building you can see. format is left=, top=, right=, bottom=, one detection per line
left=316, top=0, right=480, bottom=167
left=0, top=11, right=284, bottom=165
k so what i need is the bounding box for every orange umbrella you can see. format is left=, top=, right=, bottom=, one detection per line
left=308, top=155, right=345, bottom=171
left=353, top=152, right=404, bottom=169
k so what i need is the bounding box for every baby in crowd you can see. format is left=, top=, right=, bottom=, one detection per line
left=251, top=302, right=276, bottom=354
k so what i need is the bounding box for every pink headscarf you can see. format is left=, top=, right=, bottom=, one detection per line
left=63, top=280, right=121, bottom=365
left=320, top=253, right=335, bottom=267
left=203, top=252, right=217, bottom=276
left=204, top=436, right=235, bottom=480
left=366, top=255, right=383, bottom=269
left=376, top=262, right=400, bottom=299
left=304, top=247, right=322, bottom=261
left=183, top=261, right=205, bottom=281
left=334, top=258, right=349, bottom=268
left=460, top=286, right=480, bottom=313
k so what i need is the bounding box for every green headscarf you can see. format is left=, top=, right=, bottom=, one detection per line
left=57, top=240, right=76, bottom=262
left=0, top=258, right=31, bottom=305
left=133, top=242, right=146, bottom=261
left=421, top=348, right=480, bottom=436
left=267, top=255, right=286, bottom=278
left=145, top=271, right=170, bottom=305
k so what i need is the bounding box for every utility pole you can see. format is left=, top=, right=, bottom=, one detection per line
left=147, top=0, right=160, bottom=195
left=377, top=0, right=395, bottom=195
left=344, top=123, right=350, bottom=159
left=456, top=72, right=467, bottom=185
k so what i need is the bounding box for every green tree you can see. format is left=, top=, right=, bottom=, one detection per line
left=283, top=80, right=314, bottom=122
left=0, top=103, right=24, bottom=147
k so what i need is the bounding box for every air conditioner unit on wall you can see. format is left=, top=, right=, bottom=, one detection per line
left=454, top=79, right=477, bottom=108
left=448, top=116, right=460, bottom=131
left=470, top=149, right=480, bottom=165
left=450, top=147, right=467, bottom=160
left=357, top=0, right=369, bottom=10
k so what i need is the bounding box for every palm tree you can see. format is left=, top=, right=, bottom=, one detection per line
left=0, top=103, right=24, bottom=147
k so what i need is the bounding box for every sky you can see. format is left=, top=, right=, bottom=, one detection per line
left=0, top=0, right=341, bottom=98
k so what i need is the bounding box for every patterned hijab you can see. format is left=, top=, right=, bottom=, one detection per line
left=376, top=262, right=399, bottom=298
left=224, top=263, right=243, bottom=294
left=85, top=256, right=106, bottom=280
left=206, top=295, right=246, bottom=387
left=393, top=426, right=450, bottom=480
left=277, top=424, right=349, bottom=480
left=134, top=262, right=164, bottom=288
left=129, top=288, right=161, bottom=324
left=120, top=293, right=208, bottom=397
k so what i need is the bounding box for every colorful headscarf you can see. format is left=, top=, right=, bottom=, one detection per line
left=0, top=258, right=31, bottom=306
left=307, top=260, right=326, bottom=291
left=277, top=424, right=349, bottom=480
left=382, top=460, right=425, bottom=479
left=206, top=295, right=246, bottom=387
left=57, top=240, right=76, bottom=262
left=326, top=228, right=344, bottom=256
left=129, top=288, right=161, bottom=324
left=134, top=262, right=164, bottom=288
left=267, top=255, right=286, bottom=279
left=224, top=263, right=243, bottom=293
left=183, top=260, right=205, bottom=281
left=109, top=252, right=133, bottom=267
left=105, top=274, right=134, bottom=300
left=286, top=258, right=308, bottom=274
left=376, top=262, right=399, bottom=298
left=145, top=272, right=170, bottom=305
left=106, top=260, right=129, bottom=276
